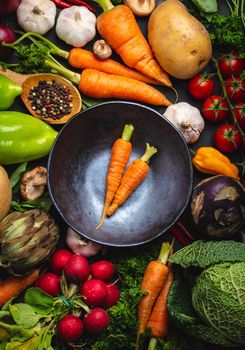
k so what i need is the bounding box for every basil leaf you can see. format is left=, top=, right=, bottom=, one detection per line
left=9, top=304, right=40, bottom=329
left=10, top=162, right=28, bottom=189
left=191, top=0, right=217, bottom=13
left=10, top=193, right=52, bottom=213
left=24, top=288, right=54, bottom=316
left=0, top=341, right=7, bottom=350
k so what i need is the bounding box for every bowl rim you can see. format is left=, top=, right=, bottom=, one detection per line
left=47, top=100, right=193, bottom=247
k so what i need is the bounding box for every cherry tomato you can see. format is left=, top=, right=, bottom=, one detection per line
left=233, top=102, right=245, bottom=129
left=214, top=123, right=242, bottom=153
left=202, top=95, right=229, bottom=122
left=225, top=77, right=245, bottom=103
left=188, top=74, right=215, bottom=100
left=218, top=52, right=244, bottom=78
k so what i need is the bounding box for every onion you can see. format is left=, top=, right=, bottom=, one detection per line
left=0, top=0, right=21, bottom=19
left=0, top=23, right=16, bottom=59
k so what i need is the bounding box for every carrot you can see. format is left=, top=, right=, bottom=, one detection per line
left=4, top=33, right=172, bottom=106
left=0, top=269, right=39, bottom=307
left=136, top=242, right=172, bottom=345
left=79, top=69, right=171, bottom=106
left=146, top=264, right=174, bottom=338
left=107, top=143, right=157, bottom=216
left=10, top=33, right=163, bottom=86
left=68, top=48, right=162, bottom=85
left=96, top=4, right=172, bottom=87
left=96, top=124, right=134, bottom=230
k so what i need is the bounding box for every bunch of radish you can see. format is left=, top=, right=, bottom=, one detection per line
left=34, top=249, right=120, bottom=343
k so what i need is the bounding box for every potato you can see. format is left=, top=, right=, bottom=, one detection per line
left=148, top=0, right=212, bottom=79
left=0, top=166, right=12, bottom=221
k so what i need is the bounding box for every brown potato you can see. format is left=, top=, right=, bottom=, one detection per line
left=0, top=166, right=12, bottom=221
left=148, top=0, right=212, bottom=79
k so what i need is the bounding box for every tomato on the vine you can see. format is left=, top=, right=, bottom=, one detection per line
left=225, top=77, right=245, bottom=103
left=214, top=124, right=242, bottom=153
left=188, top=73, right=215, bottom=100
left=233, top=102, right=245, bottom=129
left=218, top=52, right=244, bottom=78
left=202, top=95, right=229, bottom=122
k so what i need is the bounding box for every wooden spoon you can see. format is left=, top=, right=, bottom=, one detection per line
left=0, top=67, right=82, bottom=124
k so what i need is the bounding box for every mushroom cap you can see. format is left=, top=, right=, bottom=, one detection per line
left=123, top=0, right=156, bottom=16
left=20, top=166, right=47, bottom=201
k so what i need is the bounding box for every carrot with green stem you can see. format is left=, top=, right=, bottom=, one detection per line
left=4, top=32, right=162, bottom=85
left=3, top=37, right=172, bottom=106
left=136, top=242, right=172, bottom=348
left=107, top=143, right=157, bottom=216
left=95, top=4, right=172, bottom=87
left=96, top=124, right=134, bottom=230
left=146, top=264, right=174, bottom=342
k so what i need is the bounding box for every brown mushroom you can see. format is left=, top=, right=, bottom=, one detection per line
left=93, top=39, right=112, bottom=60
left=123, top=0, right=156, bottom=16
left=20, top=166, right=47, bottom=201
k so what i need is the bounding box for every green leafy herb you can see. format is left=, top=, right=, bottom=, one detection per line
left=9, top=304, right=40, bottom=328
left=191, top=0, right=217, bottom=13
left=10, top=192, right=53, bottom=212
left=24, top=288, right=54, bottom=316
left=181, top=0, right=245, bottom=52
left=9, top=161, right=28, bottom=190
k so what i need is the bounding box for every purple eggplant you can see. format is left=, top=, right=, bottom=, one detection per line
left=191, top=175, right=245, bottom=239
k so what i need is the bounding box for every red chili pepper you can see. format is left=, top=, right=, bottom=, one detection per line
left=51, top=0, right=70, bottom=8
left=67, top=0, right=96, bottom=12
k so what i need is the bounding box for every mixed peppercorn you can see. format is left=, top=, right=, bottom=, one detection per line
left=28, top=80, right=73, bottom=120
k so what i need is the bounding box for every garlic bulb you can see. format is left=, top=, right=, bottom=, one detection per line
left=56, top=6, right=96, bottom=47
left=17, top=0, right=56, bottom=35
left=66, top=227, right=105, bottom=258
left=164, top=102, right=205, bottom=144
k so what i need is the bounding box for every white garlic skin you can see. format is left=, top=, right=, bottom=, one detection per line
left=17, top=0, right=56, bottom=35
left=56, top=6, right=96, bottom=47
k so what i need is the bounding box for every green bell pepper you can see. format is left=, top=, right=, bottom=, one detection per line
left=0, top=74, right=22, bottom=110
left=0, top=111, right=58, bottom=165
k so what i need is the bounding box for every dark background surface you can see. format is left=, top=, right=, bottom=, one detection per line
left=1, top=1, right=244, bottom=349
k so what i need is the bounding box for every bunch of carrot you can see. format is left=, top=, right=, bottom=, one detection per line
left=96, top=125, right=157, bottom=230
left=7, top=4, right=174, bottom=107
left=136, top=241, right=174, bottom=350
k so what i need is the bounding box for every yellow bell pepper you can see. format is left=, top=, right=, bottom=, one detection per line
left=192, top=147, right=240, bottom=180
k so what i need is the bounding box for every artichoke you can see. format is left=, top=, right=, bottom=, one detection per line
left=0, top=209, right=59, bottom=274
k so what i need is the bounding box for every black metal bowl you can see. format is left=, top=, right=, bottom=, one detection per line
left=48, top=101, right=193, bottom=247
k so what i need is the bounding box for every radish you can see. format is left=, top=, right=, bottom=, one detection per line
left=35, top=272, right=61, bottom=296
left=57, top=315, right=84, bottom=342
left=90, top=260, right=115, bottom=281
left=50, top=248, right=73, bottom=275
left=102, top=282, right=121, bottom=309
left=80, top=279, right=107, bottom=307
left=64, top=254, right=90, bottom=284
left=84, top=307, right=110, bottom=334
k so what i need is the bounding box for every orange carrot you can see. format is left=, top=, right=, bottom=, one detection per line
left=96, top=4, right=172, bottom=86
left=96, top=124, right=134, bottom=230
left=107, top=143, right=157, bottom=216
left=136, top=242, right=171, bottom=344
left=0, top=269, right=39, bottom=307
left=68, top=48, right=162, bottom=85
left=146, top=265, right=174, bottom=338
left=79, top=69, right=171, bottom=106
